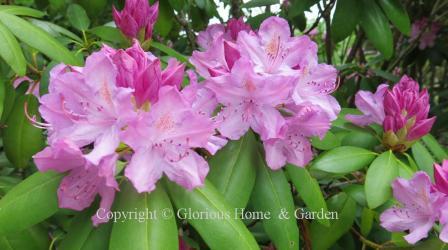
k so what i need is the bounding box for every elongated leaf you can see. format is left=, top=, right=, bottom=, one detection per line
left=0, top=78, right=4, bottom=119
left=0, top=226, right=49, bottom=250
left=88, top=26, right=126, bottom=44
left=110, top=182, right=178, bottom=250
left=331, top=0, right=361, bottom=42
left=341, top=130, right=379, bottom=150
left=365, top=151, right=399, bottom=209
left=208, top=131, right=257, bottom=209
left=421, top=134, right=448, bottom=162
left=250, top=159, right=299, bottom=250
left=311, top=146, right=376, bottom=174
left=342, top=184, right=366, bottom=206
left=311, top=131, right=341, bottom=150
left=165, top=180, right=258, bottom=250
left=0, top=81, right=16, bottom=124
left=3, top=95, right=44, bottom=168
left=59, top=207, right=112, bottom=250
left=286, top=165, right=329, bottom=226
left=377, top=0, right=411, bottom=35
left=412, top=141, right=436, bottom=179
left=0, top=12, right=81, bottom=65
left=0, top=171, right=63, bottom=234
left=310, top=193, right=356, bottom=250
left=153, top=1, right=174, bottom=37
left=67, top=4, right=90, bottom=31
left=0, top=21, right=26, bottom=75
left=30, top=19, right=82, bottom=43
left=360, top=0, right=393, bottom=59
left=360, top=208, right=374, bottom=236
left=0, top=5, right=44, bottom=18
left=151, top=41, right=189, bottom=64
left=242, top=0, right=279, bottom=8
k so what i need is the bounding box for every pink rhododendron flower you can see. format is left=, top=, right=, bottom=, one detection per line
left=346, top=84, right=388, bottom=126
left=113, top=0, right=158, bottom=40
left=435, top=160, right=448, bottom=195
left=411, top=18, right=441, bottom=50
left=346, top=75, right=435, bottom=152
left=206, top=58, right=292, bottom=141
left=264, top=105, right=330, bottom=169
left=38, top=51, right=135, bottom=165
left=380, top=172, right=447, bottom=244
left=13, top=76, right=40, bottom=97
left=122, top=86, right=218, bottom=193
left=33, top=140, right=118, bottom=226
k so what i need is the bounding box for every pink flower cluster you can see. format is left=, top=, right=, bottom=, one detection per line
left=410, top=18, right=441, bottom=50
left=32, top=41, right=224, bottom=225
left=346, top=75, right=435, bottom=152
left=380, top=160, right=448, bottom=244
left=191, top=17, right=340, bottom=170
left=113, top=0, right=158, bottom=40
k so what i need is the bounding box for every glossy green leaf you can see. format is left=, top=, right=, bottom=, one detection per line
left=59, top=208, right=112, bottom=250
left=311, top=131, right=341, bottom=150
left=153, top=1, right=174, bottom=37
left=310, top=193, right=356, bottom=250
left=412, top=141, right=436, bottom=180
left=311, top=146, right=377, bottom=174
left=421, top=134, right=448, bottom=162
left=397, top=160, right=414, bottom=179
left=360, top=207, right=374, bottom=236
left=0, top=171, right=63, bottom=234
left=286, top=165, right=329, bottom=226
left=165, top=180, right=258, bottom=250
left=242, top=0, right=279, bottom=8
left=360, top=0, right=393, bottom=59
left=88, top=26, right=127, bottom=44
left=342, top=184, right=366, bottom=206
left=0, top=226, right=49, bottom=250
left=331, top=0, right=361, bottom=42
left=30, top=19, right=82, bottom=43
left=0, top=82, right=16, bottom=124
left=0, top=21, right=26, bottom=76
left=208, top=131, right=257, bottom=209
left=341, top=130, right=380, bottom=150
left=0, top=12, right=81, bottom=65
left=110, top=182, right=178, bottom=250
left=168, top=0, right=185, bottom=11
left=67, top=4, right=90, bottom=31
left=3, top=95, right=44, bottom=168
left=0, top=78, right=4, bottom=119
left=150, top=41, right=190, bottom=64
left=0, top=5, right=44, bottom=18
left=365, top=151, right=399, bottom=209
left=250, top=159, right=299, bottom=250
left=377, top=0, right=411, bottom=35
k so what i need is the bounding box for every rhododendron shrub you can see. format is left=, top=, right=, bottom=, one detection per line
left=0, top=0, right=447, bottom=249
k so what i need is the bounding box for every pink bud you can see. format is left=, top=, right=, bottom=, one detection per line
left=113, top=0, right=159, bottom=40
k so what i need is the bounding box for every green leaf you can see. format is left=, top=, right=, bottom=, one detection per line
left=287, top=0, right=318, bottom=19
left=250, top=159, right=299, bottom=250
left=242, top=0, right=279, bottom=8
left=168, top=0, right=185, bottom=11
left=421, top=134, right=448, bottom=162
left=153, top=1, right=174, bottom=37
left=365, top=151, right=399, bottom=209
left=360, top=207, right=374, bottom=236
left=331, top=0, right=361, bottom=42
left=150, top=41, right=190, bottom=64
left=0, top=176, right=21, bottom=196
left=30, top=19, right=82, bottom=43
left=0, top=78, right=4, bottom=119
left=311, top=131, right=341, bottom=150
left=67, top=4, right=90, bottom=31
left=342, top=184, right=366, bottom=206
left=0, top=5, right=44, bottom=18
left=286, top=165, right=329, bottom=226
left=0, top=226, right=49, bottom=250
left=0, top=82, right=16, bottom=124
left=0, top=12, right=81, bottom=65
left=110, top=182, right=178, bottom=250
left=208, top=131, right=257, bottom=209
left=377, top=0, right=411, bottom=35
left=310, top=193, right=356, bottom=250
left=247, top=12, right=274, bottom=29
left=88, top=26, right=127, bottom=44
left=3, top=95, right=44, bottom=168
left=412, top=141, right=436, bottom=180
left=59, top=208, right=112, bottom=250
left=310, top=146, right=377, bottom=174
left=0, top=21, right=26, bottom=76
left=165, top=180, right=258, bottom=250
left=360, top=0, right=393, bottom=59
left=341, top=130, right=380, bottom=150
left=0, top=171, right=63, bottom=234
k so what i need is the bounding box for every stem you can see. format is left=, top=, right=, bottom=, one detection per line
left=351, top=228, right=383, bottom=249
